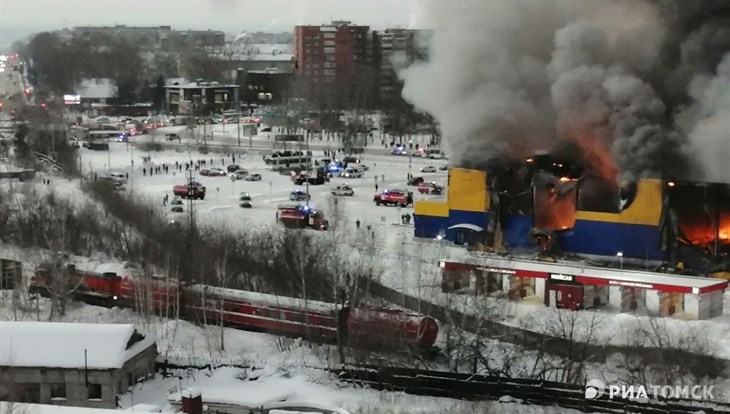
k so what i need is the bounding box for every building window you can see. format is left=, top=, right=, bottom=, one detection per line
left=323, top=40, right=335, bottom=46
left=323, top=69, right=335, bottom=76
left=324, top=62, right=336, bottom=68
left=50, top=384, right=66, bottom=400
left=88, top=384, right=102, bottom=400
left=323, top=47, right=335, bottom=54
left=323, top=33, right=335, bottom=39
left=325, top=55, right=335, bottom=62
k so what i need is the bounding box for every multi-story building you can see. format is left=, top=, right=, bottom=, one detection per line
left=294, top=21, right=372, bottom=106
left=69, top=25, right=225, bottom=51
left=372, top=29, right=431, bottom=104
left=164, top=80, right=239, bottom=115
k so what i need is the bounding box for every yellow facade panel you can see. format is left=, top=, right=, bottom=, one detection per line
left=414, top=200, right=450, bottom=217
left=576, top=179, right=663, bottom=226
left=448, top=168, right=488, bottom=213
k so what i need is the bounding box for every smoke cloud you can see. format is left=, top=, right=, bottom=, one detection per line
left=401, top=0, right=730, bottom=183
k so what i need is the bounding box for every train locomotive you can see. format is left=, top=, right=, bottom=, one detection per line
left=29, top=264, right=439, bottom=352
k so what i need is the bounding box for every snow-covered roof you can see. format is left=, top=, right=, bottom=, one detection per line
left=75, top=78, right=116, bottom=99
left=165, top=77, right=189, bottom=86
left=0, top=402, right=159, bottom=414
left=188, top=285, right=335, bottom=314
left=0, top=322, right=156, bottom=369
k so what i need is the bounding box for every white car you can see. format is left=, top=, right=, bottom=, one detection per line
left=420, top=165, right=437, bottom=173
left=208, top=167, right=227, bottom=176
left=342, top=167, right=363, bottom=178
left=331, top=185, right=354, bottom=196
left=228, top=169, right=249, bottom=180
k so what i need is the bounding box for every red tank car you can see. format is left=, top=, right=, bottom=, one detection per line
left=183, top=285, right=339, bottom=340
left=345, top=306, right=439, bottom=349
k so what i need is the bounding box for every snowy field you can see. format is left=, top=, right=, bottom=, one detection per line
left=8, top=135, right=730, bottom=359
left=0, top=296, right=584, bottom=414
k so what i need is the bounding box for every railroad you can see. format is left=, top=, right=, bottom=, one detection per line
left=363, top=277, right=729, bottom=378
left=334, top=365, right=730, bottom=414
left=154, top=360, right=730, bottom=414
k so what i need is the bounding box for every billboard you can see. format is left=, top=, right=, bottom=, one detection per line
left=64, top=94, right=81, bottom=105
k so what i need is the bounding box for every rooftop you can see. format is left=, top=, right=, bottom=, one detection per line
left=0, top=322, right=156, bottom=369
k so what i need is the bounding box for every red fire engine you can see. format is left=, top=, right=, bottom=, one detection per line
left=276, top=204, right=329, bottom=230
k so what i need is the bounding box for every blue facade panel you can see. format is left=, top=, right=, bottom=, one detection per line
left=502, top=214, right=534, bottom=248
left=559, top=220, right=664, bottom=260
left=414, top=215, right=449, bottom=239
left=446, top=210, right=489, bottom=241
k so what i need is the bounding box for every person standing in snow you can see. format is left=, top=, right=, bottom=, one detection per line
left=356, top=219, right=361, bottom=230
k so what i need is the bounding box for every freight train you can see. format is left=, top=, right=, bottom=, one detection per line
left=29, top=263, right=439, bottom=352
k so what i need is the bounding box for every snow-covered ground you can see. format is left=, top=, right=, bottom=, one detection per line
left=0, top=297, right=584, bottom=414
left=8, top=140, right=730, bottom=358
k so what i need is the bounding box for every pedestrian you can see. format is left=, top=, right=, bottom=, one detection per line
left=163, top=196, right=167, bottom=206
left=375, top=183, right=379, bottom=192
left=125, top=172, right=128, bottom=179
left=143, top=168, right=146, bottom=176
left=356, top=219, right=361, bottom=230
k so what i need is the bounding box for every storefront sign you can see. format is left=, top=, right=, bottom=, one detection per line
left=550, top=273, right=573, bottom=281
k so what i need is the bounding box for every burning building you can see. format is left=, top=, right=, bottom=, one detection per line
left=414, top=160, right=730, bottom=277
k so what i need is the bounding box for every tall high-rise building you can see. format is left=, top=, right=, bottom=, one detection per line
left=294, top=21, right=372, bottom=105
left=373, top=29, right=431, bottom=105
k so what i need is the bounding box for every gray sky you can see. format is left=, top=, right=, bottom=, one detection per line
left=0, top=0, right=422, bottom=48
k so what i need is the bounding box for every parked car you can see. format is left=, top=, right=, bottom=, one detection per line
left=170, top=196, right=184, bottom=212
left=165, top=133, right=180, bottom=141
left=408, top=176, right=425, bottom=186
left=228, top=169, right=249, bottom=180
left=244, top=173, right=262, bottom=181
left=239, top=192, right=252, bottom=208
left=289, top=190, right=310, bottom=201
left=260, top=127, right=272, bottom=132
left=208, top=167, right=227, bottom=176
left=331, top=184, right=354, bottom=196
left=227, top=164, right=241, bottom=172
left=420, top=165, right=437, bottom=173
left=439, top=164, right=449, bottom=171
left=342, top=166, right=364, bottom=178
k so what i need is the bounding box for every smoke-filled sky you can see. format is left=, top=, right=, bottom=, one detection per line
left=402, top=0, right=730, bottom=183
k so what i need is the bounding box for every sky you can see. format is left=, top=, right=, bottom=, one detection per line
left=0, top=0, right=422, bottom=48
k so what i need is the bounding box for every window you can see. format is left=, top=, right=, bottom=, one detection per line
left=323, top=47, right=335, bottom=54
left=323, top=33, right=335, bottom=39
left=323, top=69, right=335, bottom=76
left=323, top=62, right=336, bottom=68
left=323, top=40, right=335, bottom=46
left=50, top=384, right=66, bottom=400
left=88, top=384, right=102, bottom=400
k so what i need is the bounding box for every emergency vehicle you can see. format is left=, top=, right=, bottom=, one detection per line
left=276, top=204, right=329, bottom=230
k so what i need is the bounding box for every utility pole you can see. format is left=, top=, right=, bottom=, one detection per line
left=237, top=116, right=241, bottom=147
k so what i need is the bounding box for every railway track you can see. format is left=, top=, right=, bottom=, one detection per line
left=335, top=365, right=730, bottom=414
left=362, top=278, right=730, bottom=377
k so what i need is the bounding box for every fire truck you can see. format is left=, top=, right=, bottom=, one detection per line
left=173, top=180, right=206, bottom=200
left=276, top=204, right=329, bottom=230
left=374, top=189, right=413, bottom=207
